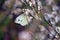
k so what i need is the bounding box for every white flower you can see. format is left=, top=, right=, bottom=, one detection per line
left=37, top=1, right=42, bottom=10
left=29, top=2, right=32, bottom=7
left=25, top=9, right=30, bottom=15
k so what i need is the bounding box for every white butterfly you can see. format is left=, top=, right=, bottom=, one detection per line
left=15, top=14, right=28, bottom=26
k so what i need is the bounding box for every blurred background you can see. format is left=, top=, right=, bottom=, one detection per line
left=0, top=0, right=60, bottom=40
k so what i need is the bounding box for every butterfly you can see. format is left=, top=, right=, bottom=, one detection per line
left=15, top=14, right=28, bottom=26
